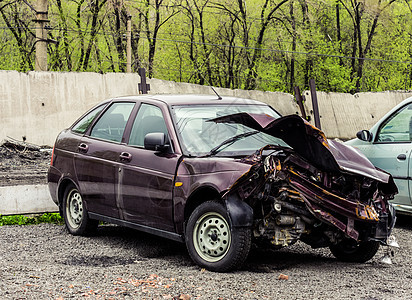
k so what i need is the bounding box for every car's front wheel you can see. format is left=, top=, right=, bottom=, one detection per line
left=185, top=201, right=251, bottom=272
left=62, top=183, right=98, bottom=236
left=329, top=239, right=380, bottom=263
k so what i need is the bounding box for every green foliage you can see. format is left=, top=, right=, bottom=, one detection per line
left=0, top=0, right=411, bottom=93
left=0, top=213, right=63, bottom=226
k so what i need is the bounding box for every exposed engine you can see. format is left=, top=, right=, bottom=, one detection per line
left=227, top=145, right=396, bottom=252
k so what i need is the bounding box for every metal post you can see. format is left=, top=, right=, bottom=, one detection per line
left=293, top=86, right=307, bottom=120
left=35, top=0, right=48, bottom=71
left=309, top=79, right=321, bottom=129
left=126, top=15, right=132, bottom=73
left=138, top=68, right=150, bottom=94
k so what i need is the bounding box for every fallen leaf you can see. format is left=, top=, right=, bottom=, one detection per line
left=179, top=294, right=191, bottom=300
left=278, top=273, right=289, bottom=280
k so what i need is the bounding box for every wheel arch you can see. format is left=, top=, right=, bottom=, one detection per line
left=183, top=186, right=254, bottom=229
left=184, top=186, right=222, bottom=223
left=57, top=178, right=78, bottom=213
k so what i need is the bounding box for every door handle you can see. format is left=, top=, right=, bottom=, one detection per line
left=78, top=143, right=89, bottom=153
left=120, top=152, right=132, bottom=162
left=397, top=154, right=407, bottom=160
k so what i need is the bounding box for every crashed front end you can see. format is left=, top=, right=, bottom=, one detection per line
left=220, top=114, right=398, bottom=261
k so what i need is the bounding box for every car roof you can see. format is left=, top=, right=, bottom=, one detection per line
left=112, top=94, right=268, bottom=106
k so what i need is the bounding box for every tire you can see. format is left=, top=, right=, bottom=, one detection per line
left=62, top=183, right=98, bottom=236
left=185, top=201, right=251, bottom=272
left=329, top=239, right=380, bottom=263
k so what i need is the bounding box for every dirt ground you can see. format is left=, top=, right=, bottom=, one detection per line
left=0, top=139, right=51, bottom=186
left=1, top=139, right=411, bottom=299
left=0, top=219, right=410, bottom=299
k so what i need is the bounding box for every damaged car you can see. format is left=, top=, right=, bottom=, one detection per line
left=48, top=94, right=398, bottom=272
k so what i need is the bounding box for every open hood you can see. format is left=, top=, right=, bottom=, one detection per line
left=213, top=113, right=394, bottom=186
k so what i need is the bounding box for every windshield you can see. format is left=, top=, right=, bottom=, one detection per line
left=171, top=104, right=288, bottom=156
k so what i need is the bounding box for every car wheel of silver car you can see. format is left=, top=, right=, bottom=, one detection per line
left=185, top=201, right=251, bottom=272
left=329, top=239, right=380, bottom=263
left=63, top=184, right=98, bottom=236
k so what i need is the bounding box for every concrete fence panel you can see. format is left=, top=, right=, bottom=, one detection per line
left=1, top=70, right=412, bottom=145
left=2, top=70, right=412, bottom=215
left=303, top=90, right=412, bottom=139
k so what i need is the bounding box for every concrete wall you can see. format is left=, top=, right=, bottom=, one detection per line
left=1, top=70, right=412, bottom=215
left=302, top=90, right=412, bottom=139
left=0, top=71, right=140, bottom=146
left=0, top=71, right=297, bottom=146
left=1, top=70, right=412, bottom=145
left=0, top=185, right=57, bottom=215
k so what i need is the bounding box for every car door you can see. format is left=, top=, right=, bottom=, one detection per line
left=117, top=103, right=181, bottom=232
left=355, top=103, right=412, bottom=208
left=74, top=102, right=135, bottom=218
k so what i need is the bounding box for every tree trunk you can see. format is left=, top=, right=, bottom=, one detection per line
left=244, top=0, right=289, bottom=90
left=56, top=0, right=72, bottom=70
left=82, top=0, right=107, bottom=71
left=289, top=0, right=296, bottom=93
left=113, top=5, right=126, bottom=72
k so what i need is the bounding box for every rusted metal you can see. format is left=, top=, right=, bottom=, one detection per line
left=309, top=79, right=321, bottom=129
left=294, top=86, right=307, bottom=120
left=138, top=68, right=150, bottom=94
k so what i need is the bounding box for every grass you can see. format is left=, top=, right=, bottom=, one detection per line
left=0, top=213, right=63, bottom=226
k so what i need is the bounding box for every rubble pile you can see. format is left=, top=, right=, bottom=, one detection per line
left=0, top=138, right=51, bottom=186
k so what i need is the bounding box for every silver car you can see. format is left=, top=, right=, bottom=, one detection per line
left=347, top=96, right=412, bottom=215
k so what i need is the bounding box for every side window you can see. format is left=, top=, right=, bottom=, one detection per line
left=129, top=103, right=168, bottom=147
left=90, top=102, right=135, bottom=143
left=72, top=104, right=106, bottom=134
left=376, top=103, right=412, bottom=143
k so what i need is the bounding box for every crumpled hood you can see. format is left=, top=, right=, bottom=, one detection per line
left=213, top=113, right=395, bottom=186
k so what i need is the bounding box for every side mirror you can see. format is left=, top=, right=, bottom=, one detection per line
left=356, top=130, right=373, bottom=142
left=144, top=132, right=169, bottom=151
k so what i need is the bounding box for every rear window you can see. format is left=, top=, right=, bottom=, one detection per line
left=72, top=104, right=107, bottom=134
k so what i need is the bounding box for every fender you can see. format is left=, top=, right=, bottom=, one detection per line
left=225, top=193, right=253, bottom=227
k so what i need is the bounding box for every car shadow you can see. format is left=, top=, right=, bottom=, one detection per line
left=395, top=214, right=412, bottom=230
left=93, top=224, right=188, bottom=257
left=80, top=225, right=338, bottom=273
left=60, top=224, right=194, bottom=268
left=243, top=244, right=335, bottom=273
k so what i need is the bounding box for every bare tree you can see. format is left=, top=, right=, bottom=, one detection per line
left=81, top=0, right=108, bottom=71
left=213, top=0, right=288, bottom=90
left=135, top=0, right=181, bottom=77
left=181, top=0, right=212, bottom=85
left=338, top=0, right=397, bottom=92
left=0, top=0, right=34, bottom=70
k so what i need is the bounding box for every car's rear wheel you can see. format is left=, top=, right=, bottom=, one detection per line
left=185, top=201, right=251, bottom=272
left=63, top=183, right=98, bottom=236
left=329, top=239, right=380, bottom=263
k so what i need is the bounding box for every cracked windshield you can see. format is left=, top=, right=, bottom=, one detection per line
left=172, top=104, right=286, bottom=156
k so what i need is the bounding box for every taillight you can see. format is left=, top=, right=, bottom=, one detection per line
left=50, top=146, right=55, bottom=166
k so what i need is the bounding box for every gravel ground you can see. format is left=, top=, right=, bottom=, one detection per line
left=1, top=141, right=411, bottom=299
left=0, top=217, right=411, bottom=300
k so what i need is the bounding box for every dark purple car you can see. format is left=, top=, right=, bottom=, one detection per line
left=48, top=94, right=398, bottom=272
